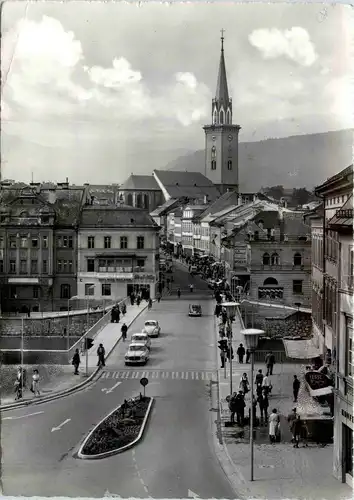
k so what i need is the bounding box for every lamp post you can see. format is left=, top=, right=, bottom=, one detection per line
left=67, top=295, right=79, bottom=351
left=222, top=302, right=239, bottom=396
left=85, top=285, right=95, bottom=377
left=241, top=328, right=264, bottom=482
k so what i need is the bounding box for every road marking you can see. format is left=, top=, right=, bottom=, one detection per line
left=100, top=370, right=216, bottom=381
left=105, top=381, right=122, bottom=394
left=188, top=489, right=200, bottom=498
left=3, top=411, right=44, bottom=421
left=104, top=490, right=121, bottom=497
left=51, top=418, right=71, bottom=432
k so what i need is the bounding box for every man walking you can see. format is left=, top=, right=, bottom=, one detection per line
left=237, top=343, right=245, bottom=363
left=72, top=348, right=80, bottom=375
left=121, top=323, right=128, bottom=342
left=97, top=343, right=106, bottom=367
left=265, top=351, right=275, bottom=376
left=246, top=349, right=251, bottom=363
left=293, top=374, right=300, bottom=402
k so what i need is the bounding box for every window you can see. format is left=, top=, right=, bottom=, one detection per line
left=42, top=236, right=48, bottom=248
left=42, top=260, right=48, bottom=273
left=33, top=287, right=39, bottom=299
left=227, top=160, right=232, bottom=170
left=87, top=259, right=95, bottom=272
left=20, top=260, right=27, bottom=274
left=136, top=194, right=143, bottom=208
left=31, top=260, right=38, bottom=274
left=57, top=260, right=62, bottom=272
left=68, top=260, right=73, bottom=273
left=20, top=237, right=28, bottom=248
left=137, top=236, right=145, bottom=249
left=102, top=283, right=111, bottom=296
left=0, top=260, right=3, bottom=273
left=262, top=253, right=270, bottom=265
left=294, top=252, right=302, bottom=266
left=9, top=236, right=16, bottom=248
left=211, top=146, right=216, bottom=159
left=144, top=194, right=149, bottom=209
left=271, top=253, right=279, bottom=265
left=120, top=236, right=128, bottom=249
left=137, top=259, right=145, bottom=268
left=0, top=237, right=4, bottom=248
left=104, top=236, right=111, bottom=249
left=61, top=236, right=73, bottom=248
left=88, top=236, right=95, bottom=249
left=127, top=194, right=133, bottom=206
left=293, top=280, right=303, bottom=294
left=60, top=284, right=71, bottom=299
left=9, top=260, right=16, bottom=273
left=349, top=249, right=354, bottom=288
left=85, top=283, right=95, bottom=296
left=346, top=317, right=353, bottom=377
left=220, top=110, right=224, bottom=124
left=211, top=160, right=216, bottom=170
left=31, top=237, right=38, bottom=248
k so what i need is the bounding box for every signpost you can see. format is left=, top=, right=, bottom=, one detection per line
left=140, top=377, right=149, bottom=398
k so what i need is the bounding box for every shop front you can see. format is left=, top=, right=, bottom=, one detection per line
left=334, top=393, right=353, bottom=487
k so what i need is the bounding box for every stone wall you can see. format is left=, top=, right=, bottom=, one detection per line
left=0, top=310, right=103, bottom=338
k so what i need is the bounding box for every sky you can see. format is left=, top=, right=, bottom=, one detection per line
left=1, top=1, right=353, bottom=185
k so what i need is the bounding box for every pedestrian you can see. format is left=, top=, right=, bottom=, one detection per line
left=293, top=415, right=302, bottom=448
left=121, top=302, right=127, bottom=315
left=31, top=368, right=40, bottom=397
left=258, top=389, right=269, bottom=424
left=237, top=343, right=245, bottom=363
left=235, top=391, right=246, bottom=426
left=228, top=392, right=238, bottom=424
left=239, top=373, right=250, bottom=395
left=221, top=309, right=227, bottom=325
left=214, top=303, right=222, bottom=318
left=293, top=374, right=300, bottom=402
left=265, top=351, right=276, bottom=376
left=14, top=367, right=25, bottom=400
left=136, top=296, right=141, bottom=306
left=121, top=323, right=128, bottom=342
left=189, top=284, right=194, bottom=293
left=177, top=288, right=181, bottom=298
left=261, top=374, right=272, bottom=396
left=72, top=348, right=80, bottom=375
left=97, top=343, right=106, bottom=367
left=157, top=293, right=161, bottom=303
left=268, top=408, right=279, bottom=443
left=130, top=293, right=135, bottom=305
left=148, top=298, right=153, bottom=310
left=255, top=369, right=264, bottom=386
left=220, top=348, right=227, bottom=368
left=287, top=408, right=297, bottom=442
left=246, top=349, right=251, bottom=363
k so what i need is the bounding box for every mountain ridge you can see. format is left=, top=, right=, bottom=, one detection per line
left=165, top=129, right=353, bottom=191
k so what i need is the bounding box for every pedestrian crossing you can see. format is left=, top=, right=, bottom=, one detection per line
left=100, top=370, right=216, bottom=381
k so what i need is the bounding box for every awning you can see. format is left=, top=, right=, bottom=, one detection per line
left=283, top=338, right=321, bottom=359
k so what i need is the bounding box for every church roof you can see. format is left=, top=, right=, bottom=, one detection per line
left=215, top=37, right=229, bottom=104
left=120, top=175, right=160, bottom=191
left=153, top=170, right=219, bottom=200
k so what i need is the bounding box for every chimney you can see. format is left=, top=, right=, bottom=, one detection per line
left=279, top=208, right=285, bottom=241
left=238, top=194, right=243, bottom=206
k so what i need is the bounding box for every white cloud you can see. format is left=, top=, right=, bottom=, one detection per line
left=249, top=27, right=317, bottom=67
left=86, top=57, right=142, bottom=88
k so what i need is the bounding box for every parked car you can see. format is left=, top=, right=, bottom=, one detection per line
left=131, top=333, right=151, bottom=350
left=189, top=304, right=202, bottom=317
left=125, top=343, right=150, bottom=365
left=190, top=265, right=198, bottom=275
left=142, top=320, right=161, bottom=337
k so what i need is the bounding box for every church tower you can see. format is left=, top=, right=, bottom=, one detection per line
left=203, top=32, right=241, bottom=194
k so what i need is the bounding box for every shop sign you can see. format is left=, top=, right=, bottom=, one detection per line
left=305, top=371, right=331, bottom=390
left=98, top=273, right=133, bottom=281
left=342, top=409, right=354, bottom=423
left=233, top=245, right=250, bottom=266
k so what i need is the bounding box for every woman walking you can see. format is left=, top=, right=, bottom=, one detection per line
left=268, top=408, right=279, bottom=443
left=239, top=373, right=250, bottom=395
left=31, top=369, right=40, bottom=397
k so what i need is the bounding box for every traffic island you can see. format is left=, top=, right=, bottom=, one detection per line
left=77, top=395, right=154, bottom=459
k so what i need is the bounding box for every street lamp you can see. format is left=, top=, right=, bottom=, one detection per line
left=85, top=285, right=95, bottom=377
left=222, top=302, right=239, bottom=396
left=67, top=295, right=79, bottom=351
left=241, top=328, right=264, bottom=482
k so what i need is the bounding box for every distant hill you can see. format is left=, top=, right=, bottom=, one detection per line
left=165, top=129, right=353, bottom=191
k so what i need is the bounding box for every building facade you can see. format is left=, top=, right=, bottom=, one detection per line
left=77, top=204, right=160, bottom=301
left=0, top=181, right=84, bottom=314
left=311, top=165, right=353, bottom=487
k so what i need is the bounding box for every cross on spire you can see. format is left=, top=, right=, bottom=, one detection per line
left=220, top=28, right=225, bottom=50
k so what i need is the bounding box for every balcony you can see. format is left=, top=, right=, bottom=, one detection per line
left=252, top=264, right=310, bottom=271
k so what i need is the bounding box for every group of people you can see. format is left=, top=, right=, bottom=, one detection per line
left=14, top=367, right=41, bottom=400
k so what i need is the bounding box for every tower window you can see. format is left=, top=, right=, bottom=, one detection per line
left=211, top=146, right=216, bottom=159
left=213, top=110, right=217, bottom=124
left=226, top=109, right=231, bottom=124
left=227, top=160, right=232, bottom=170
left=220, top=110, right=224, bottom=125
left=211, top=160, right=216, bottom=170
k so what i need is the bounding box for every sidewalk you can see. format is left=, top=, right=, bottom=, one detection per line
left=216, top=314, right=352, bottom=500
left=0, top=301, right=149, bottom=408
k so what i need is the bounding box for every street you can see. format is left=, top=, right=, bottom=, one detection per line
left=1, top=262, right=236, bottom=498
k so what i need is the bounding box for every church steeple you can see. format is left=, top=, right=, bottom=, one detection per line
left=212, top=30, right=232, bottom=126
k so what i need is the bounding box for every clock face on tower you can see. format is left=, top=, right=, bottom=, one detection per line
left=228, top=135, right=233, bottom=141
left=212, top=136, right=216, bottom=141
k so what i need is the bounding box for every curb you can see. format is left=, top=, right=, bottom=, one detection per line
left=77, top=396, right=154, bottom=460
left=212, top=316, right=251, bottom=500
left=0, top=303, right=149, bottom=412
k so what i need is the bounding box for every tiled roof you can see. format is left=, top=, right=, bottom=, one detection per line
left=283, top=213, right=311, bottom=237
left=150, top=198, right=184, bottom=217
left=120, top=175, right=160, bottom=191
left=328, top=194, right=353, bottom=228
left=315, top=164, right=353, bottom=193
left=153, top=170, right=219, bottom=200
left=197, top=190, right=239, bottom=220
left=87, top=184, right=120, bottom=205
left=80, top=206, right=158, bottom=228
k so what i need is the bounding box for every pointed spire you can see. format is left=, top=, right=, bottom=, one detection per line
left=215, top=29, right=229, bottom=104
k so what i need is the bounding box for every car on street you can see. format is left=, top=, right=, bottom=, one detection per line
left=190, top=265, right=198, bottom=275
left=142, top=319, right=161, bottom=337
left=188, top=304, right=202, bottom=317
left=125, top=343, right=150, bottom=365
left=131, top=332, right=151, bottom=350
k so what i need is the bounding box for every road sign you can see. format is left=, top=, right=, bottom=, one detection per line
left=140, top=377, right=148, bottom=397
left=140, top=377, right=148, bottom=387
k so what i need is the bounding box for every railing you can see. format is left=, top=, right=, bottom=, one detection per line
left=252, top=264, right=309, bottom=271
left=97, top=267, right=145, bottom=273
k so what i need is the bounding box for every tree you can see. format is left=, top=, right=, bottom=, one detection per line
left=264, top=185, right=284, bottom=200
left=292, top=188, right=313, bottom=206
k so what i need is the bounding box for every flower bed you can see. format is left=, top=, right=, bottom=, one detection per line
left=80, top=395, right=152, bottom=456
